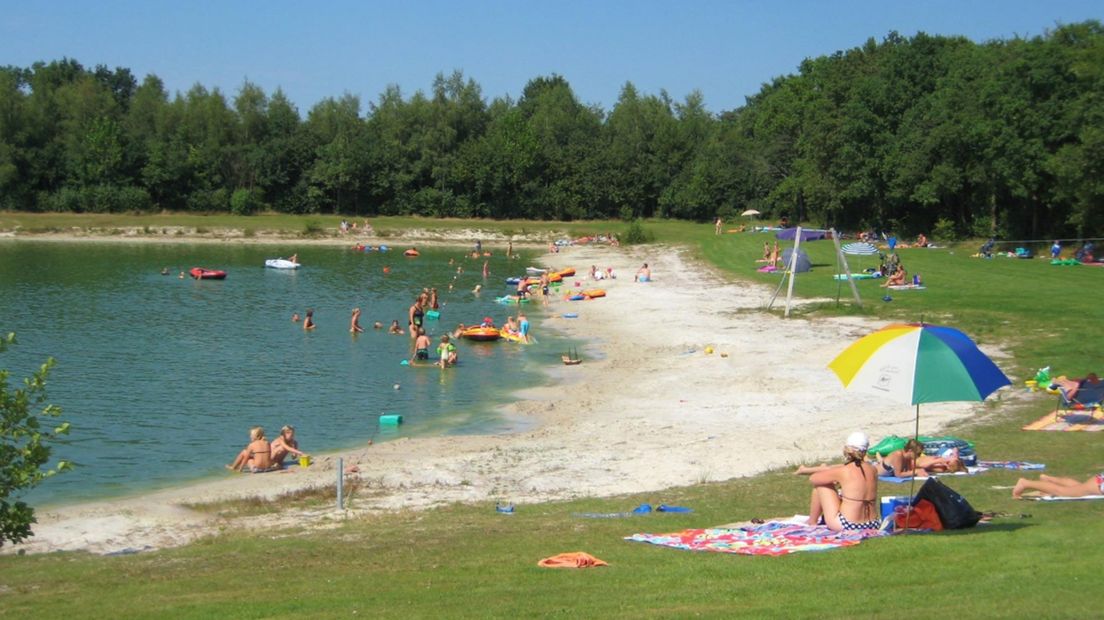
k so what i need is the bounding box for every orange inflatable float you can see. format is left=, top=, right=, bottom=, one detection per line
left=459, top=326, right=501, bottom=341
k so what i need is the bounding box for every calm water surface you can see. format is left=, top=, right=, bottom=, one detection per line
left=0, top=241, right=567, bottom=506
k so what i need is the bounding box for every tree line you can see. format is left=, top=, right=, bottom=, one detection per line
left=1, top=21, right=1101, bottom=238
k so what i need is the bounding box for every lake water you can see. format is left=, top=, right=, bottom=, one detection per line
left=0, top=241, right=567, bottom=506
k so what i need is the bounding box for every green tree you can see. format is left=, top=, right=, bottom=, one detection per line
left=0, top=333, right=71, bottom=547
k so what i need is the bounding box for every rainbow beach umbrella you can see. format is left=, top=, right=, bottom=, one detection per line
left=830, top=322, right=1010, bottom=433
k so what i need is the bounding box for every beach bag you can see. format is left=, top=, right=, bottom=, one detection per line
left=912, top=478, right=981, bottom=530
left=894, top=499, right=943, bottom=531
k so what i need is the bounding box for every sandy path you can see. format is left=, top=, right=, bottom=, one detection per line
left=9, top=243, right=988, bottom=555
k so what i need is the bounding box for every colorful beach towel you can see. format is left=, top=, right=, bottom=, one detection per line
left=977, top=460, right=1046, bottom=471
left=880, top=466, right=989, bottom=484
left=1025, top=494, right=1104, bottom=502
left=1022, top=411, right=1104, bottom=432
left=625, top=522, right=886, bottom=557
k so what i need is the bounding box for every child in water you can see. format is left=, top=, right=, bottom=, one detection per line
left=437, top=335, right=458, bottom=368
left=389, top=320, right=404, bottom=335
left=303, top=310, right=316, bottom=330
left=412, top=328, right=431, bottom=362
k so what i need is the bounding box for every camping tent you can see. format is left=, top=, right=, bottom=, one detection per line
left=782, top=248, right=811, bottom=273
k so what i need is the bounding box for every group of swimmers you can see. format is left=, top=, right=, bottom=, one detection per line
left=227, top=425, right=308, bottom=473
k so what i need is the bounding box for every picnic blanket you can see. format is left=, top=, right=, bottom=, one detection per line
left=625, top=521, right=886, bottom=557
left=880, top=466, right=989, bottom=484
left=1022, top=411, right=1104, bottom=432
left=977, top=460, right=1046, bottom=470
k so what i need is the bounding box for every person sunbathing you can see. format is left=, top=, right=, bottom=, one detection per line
left=881, top=267, right=907, bottom=287
left=1012, top=473, right=1104, bottom=499
left=227, top=427, right=275, bottom=472
left=797, top=432, right=880, bottom=531
left=874, top=440, right=967, bottom=477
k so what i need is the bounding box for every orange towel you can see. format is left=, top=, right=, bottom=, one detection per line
left=537, top=552, right=609, bottom=568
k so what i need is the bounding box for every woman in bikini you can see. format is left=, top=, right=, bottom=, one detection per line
left=227, top=427, right=275, bottom=472
left=799, top=432, right=880, bottom=531
left=875, top=440, right=967, bottom=477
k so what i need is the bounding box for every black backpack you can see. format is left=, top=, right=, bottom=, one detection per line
left=911, top=478, right=981, bottom=529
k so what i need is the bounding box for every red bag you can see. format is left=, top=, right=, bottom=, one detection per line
left=894, top=499, right=943, bottom=531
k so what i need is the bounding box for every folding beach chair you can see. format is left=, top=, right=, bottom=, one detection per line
left=1055, top=377, right=1104, bottom=420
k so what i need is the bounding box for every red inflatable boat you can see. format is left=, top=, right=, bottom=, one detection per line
left=190, top=267, right=227, bottom=280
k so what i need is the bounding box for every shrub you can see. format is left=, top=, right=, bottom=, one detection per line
left=932, top=218, right=957, bottom=242
left=302, top=220, right=324, bottom=236
left=230, top=188, right=263, bottom=216
left=0, top=333, right=72, bottom=546
left=622, top=220, right=655, bottom=245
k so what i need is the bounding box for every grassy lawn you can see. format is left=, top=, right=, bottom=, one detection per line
left=1, top=215, right=1102, bottom=618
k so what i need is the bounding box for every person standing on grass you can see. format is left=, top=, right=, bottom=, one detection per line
left=715, top=217, right=723, bottom=235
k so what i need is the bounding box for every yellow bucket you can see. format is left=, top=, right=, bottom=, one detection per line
left=299, top=455, right=311, bottom=468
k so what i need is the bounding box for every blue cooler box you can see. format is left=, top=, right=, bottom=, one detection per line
left=880, top=495, right=911, bottom=520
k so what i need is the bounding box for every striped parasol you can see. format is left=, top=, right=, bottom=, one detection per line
left=842, top=242, right=879, bottom=256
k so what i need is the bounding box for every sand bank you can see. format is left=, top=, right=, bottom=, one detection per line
left=8, top=244, right=1000, bottom=555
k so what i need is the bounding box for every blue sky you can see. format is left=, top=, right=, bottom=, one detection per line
left=2, top=1, right=1100, bottom=114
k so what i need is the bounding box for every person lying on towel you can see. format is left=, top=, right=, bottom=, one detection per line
left=874, top=439, right=967, bottom=478
left=1013, top=472, right=1104, bottom=499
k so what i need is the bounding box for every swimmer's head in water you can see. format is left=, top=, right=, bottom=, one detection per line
left=441, top=335, right=450, bottom=343
left=373, top=322, right=383, bottom=329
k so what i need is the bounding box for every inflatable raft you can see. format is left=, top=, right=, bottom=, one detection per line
left=403, top=249, right=420, bottom=257
left=264, top=258, right=300, bottom=270
left=460, top=326, right=501, bottom=341
left=190, top=267, right=227, bottom=280
left=496, top=295, right=531, bottom=305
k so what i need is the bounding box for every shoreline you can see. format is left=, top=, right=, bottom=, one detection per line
left=0, top=227, right=564, bottom=249
left=7, top=242, right=996, bottom=555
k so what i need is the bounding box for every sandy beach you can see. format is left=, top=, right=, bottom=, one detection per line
left=8, top=241, right=1000, bottom=555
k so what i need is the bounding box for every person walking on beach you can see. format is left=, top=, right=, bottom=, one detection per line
left=350, top=307, right=364, bottom=333
left=507, top=241, right=513, bottom=259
